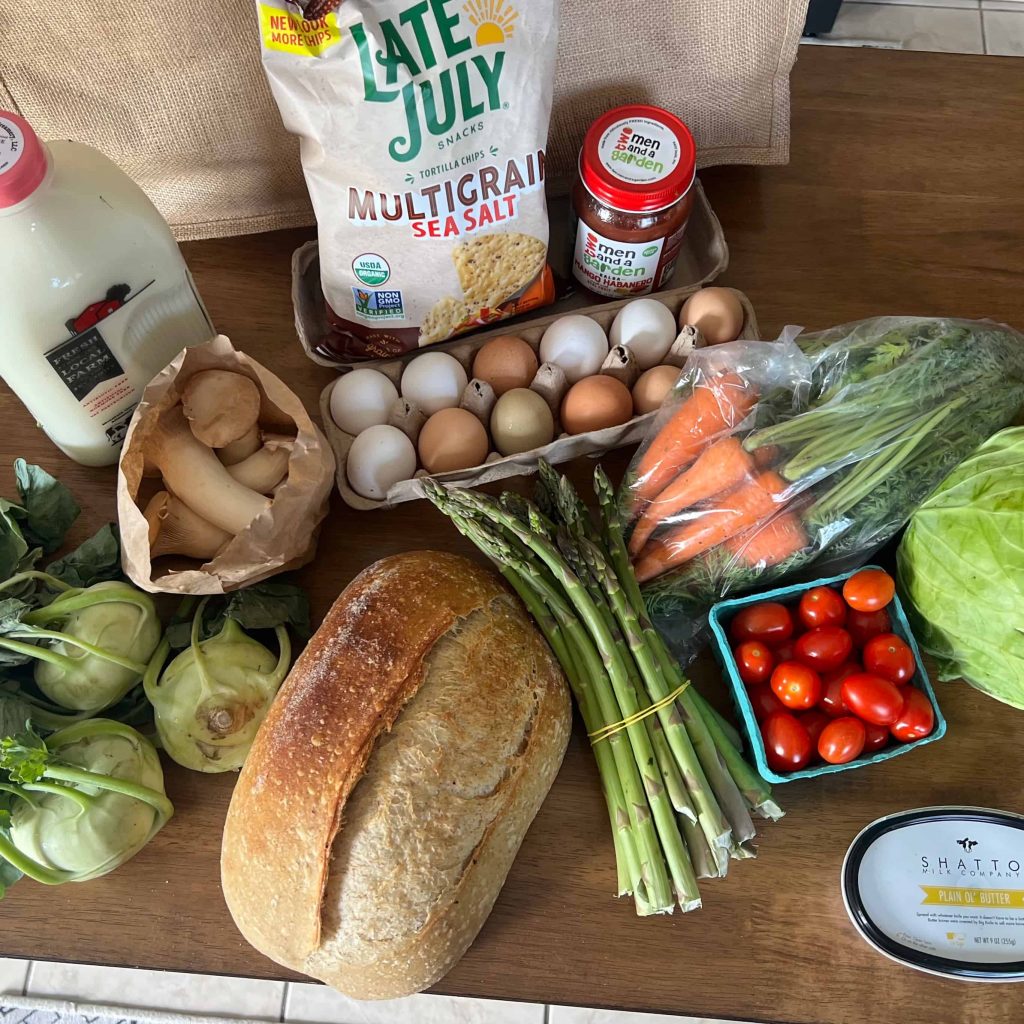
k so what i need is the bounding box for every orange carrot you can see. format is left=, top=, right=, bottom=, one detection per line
left=629, top=372, right=758, bottom=511
left=724, top=511, right=808, bottom=569
left=627, top=437, right=755, bottom=556
left=633, top=471, right=788, bottom=584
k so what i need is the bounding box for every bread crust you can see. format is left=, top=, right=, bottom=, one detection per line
left=220, top=550, right=570, bottom=996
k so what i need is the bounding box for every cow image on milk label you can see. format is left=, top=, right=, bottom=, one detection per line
left=844, top=807, right=1024, bottom=980
left=255, top=0, right=560, bottom=359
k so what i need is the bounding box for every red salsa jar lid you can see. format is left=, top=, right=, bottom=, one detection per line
left=579, top=104, right=696, bottom=214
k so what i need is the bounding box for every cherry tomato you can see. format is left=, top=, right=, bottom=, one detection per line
left=798, top=586, right=847, bottom=629
left=863, top=633, right=915, bottom=685
left=734, top=641, right=774, bottom=686
left=729, top=602, right=795, bottom=646
left=795, top=626, right=853, bottom=673
left=891, top=688, right=935, bottom=742
left=771, top=660, right=823, bottom=711
left=761, top=711, right=813, bottom=773
left=843, top=568, right=896, bottom=613
left=800, top=709, right=830, bottom=750
left=748, top=685, right=785, bottom=722
left=772, top=639, right=796, bottom=663
left=818, top=717, right=867, bottom=765
left=841, top=672, right=904, bottom=726
left=819, top=671, right=853, bottom=717
left=847, top=608, right=892, bottom=648
left=862, top=721, right=890, bottom=753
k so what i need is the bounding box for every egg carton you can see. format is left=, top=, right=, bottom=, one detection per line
left=319, top=286, right=760, bottom=510
left=294, top=179, right=730, bottom=369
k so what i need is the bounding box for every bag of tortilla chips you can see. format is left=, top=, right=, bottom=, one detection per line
left=256, top=0, right=560, bottom=361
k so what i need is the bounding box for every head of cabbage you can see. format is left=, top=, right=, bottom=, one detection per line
left=0, top=720, right=173, bottom=894
left=897, top=426, right=1024, bottom=709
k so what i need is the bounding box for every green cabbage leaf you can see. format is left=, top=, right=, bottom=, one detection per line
left=897, top=426, right=1024, bottom=708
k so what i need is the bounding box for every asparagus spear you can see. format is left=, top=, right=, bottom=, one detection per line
left=579, top=535, right=744, bottom=864
left=436, top=485, right=700, bottom=911
left=495, top=539, right=647, bottom=905
left=594, top=467, right=783, bottom=823
left=426, top=484, right=678, bottom=912
left=547, top=467, right=745, bottom=850
left=555, top=527, right=697, bottom=824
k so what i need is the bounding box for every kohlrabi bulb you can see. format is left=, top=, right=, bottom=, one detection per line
left=9, top=722, right=170, bottom=882
left=33, top=582, right=162, bottom=713
left=144, top=619, right=290, bottom=773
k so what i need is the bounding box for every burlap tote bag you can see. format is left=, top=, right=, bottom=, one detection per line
left=0, top=0, right=808, bottom=240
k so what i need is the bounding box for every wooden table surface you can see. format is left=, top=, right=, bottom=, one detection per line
left=2, top=45, right=1024, bottom=1024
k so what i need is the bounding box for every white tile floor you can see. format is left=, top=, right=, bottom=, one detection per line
left=0, top=18, right=1016, bottom=1024
left=0, top=956, right=741, bottom=1024
left=805, top=0, right=1024, bottom=53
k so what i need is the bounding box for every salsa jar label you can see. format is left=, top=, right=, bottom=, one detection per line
left=571, top=218, right=687, bottom=298
left=596, top=115, right=683, bottom=186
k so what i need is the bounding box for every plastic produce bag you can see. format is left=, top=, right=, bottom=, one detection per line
left=621, top=316, right=1024, bottom=660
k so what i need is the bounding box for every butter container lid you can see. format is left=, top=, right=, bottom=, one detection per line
left=843, top=807, right=1024, bottom=981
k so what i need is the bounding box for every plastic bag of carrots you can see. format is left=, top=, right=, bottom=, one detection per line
left=621, top=317, right=1024, bottom=660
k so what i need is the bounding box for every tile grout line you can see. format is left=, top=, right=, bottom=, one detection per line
left=543, top=1004, right=551, bottom=1024
left=980, top=6, right=989, bottom=50
left=278, top=981, right=289, bottom=1023
left=21, top=961, right=34, bottom=998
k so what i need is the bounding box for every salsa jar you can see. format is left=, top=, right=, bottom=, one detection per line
left=570, top=104, right=697, bottom=300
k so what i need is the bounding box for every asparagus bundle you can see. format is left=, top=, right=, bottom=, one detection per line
left=423, top=462, right=782, bottom=915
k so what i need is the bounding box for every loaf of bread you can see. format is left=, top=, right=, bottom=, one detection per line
left=220, top=550, right=571, bottom=999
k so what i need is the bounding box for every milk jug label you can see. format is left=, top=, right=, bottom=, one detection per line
left=44, top=281, right=154, bottom=448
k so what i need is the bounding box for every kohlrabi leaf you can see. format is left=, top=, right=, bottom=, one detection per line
left=13, top=460, right=80, bottom=555
left=47, top=524, right=122, bottom=588
left=0, top=499, right=30, bottom=581
left=0, top=728, right=50, bottom=784
left=223, top=583, right=311, bottom=637
left=165, top=583, right=310, bottom=649
left=0, top=599, right=34, bottom=667
left=0, top=693, right=38, bottom=740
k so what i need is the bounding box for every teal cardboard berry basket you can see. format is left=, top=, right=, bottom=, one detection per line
left=708, top=566, right=946, bottom=784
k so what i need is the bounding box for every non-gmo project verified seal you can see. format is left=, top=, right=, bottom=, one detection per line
left=352, top=288, right=404, bottom=321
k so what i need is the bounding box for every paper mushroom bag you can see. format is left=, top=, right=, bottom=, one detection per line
left=117, top=335, right=335, bottom=594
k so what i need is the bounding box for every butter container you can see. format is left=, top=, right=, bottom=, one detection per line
left=843, top=806, right=1024, bottom=981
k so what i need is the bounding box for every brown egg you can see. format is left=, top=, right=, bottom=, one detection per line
left=472, top=335, right=539, bottom=396
left=632, top=364, right=680, bottom=415
left=417, top=407, right=489, bottom=474
left=679, top=287, right=745, bottom=345
left=561, top=375, right=634, bottom=436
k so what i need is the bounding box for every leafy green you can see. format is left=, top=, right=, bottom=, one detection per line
left=13, top=460, right=80, bottom=555
left=0, top=500, right=32, bottom=583
left=897, top=426, right=1024, bottom=709
left=164, top=582, right=310, bottom=649
left=46, top=524, right=122, bottom=588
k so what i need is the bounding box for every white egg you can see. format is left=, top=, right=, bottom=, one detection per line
left=609, top=299, right=677, bottom=370
left=538, top=315, right=609, bottom=384
left=329, top=369, right=399, bottom=436
left=346, top=425, right=417, bottom=500
left=400, top=352, right=469, bottom=416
